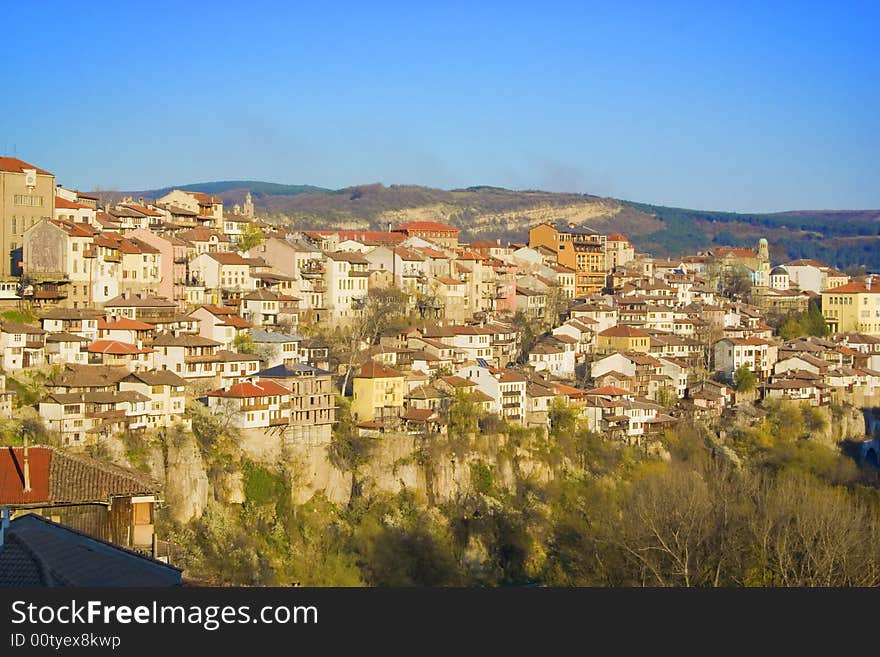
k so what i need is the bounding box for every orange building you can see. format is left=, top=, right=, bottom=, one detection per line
left=528, top=222, right=607, bottom=296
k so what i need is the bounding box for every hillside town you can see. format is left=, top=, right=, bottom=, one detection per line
left=1, top=155, right=879, bottom=581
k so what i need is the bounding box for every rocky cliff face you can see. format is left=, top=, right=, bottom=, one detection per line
left=138, top=427, right=561, bottom=522
left=132, top=400, right=873, bottom=525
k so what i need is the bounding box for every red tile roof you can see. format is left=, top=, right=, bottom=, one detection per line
left=0, top=157, right=52, bottom=175
left=88, top=340, right=154, bottom=355
left=599, top=325, right=650, bottom=338
left=606, top=233, right=630, bottom=242
left=0, top=447, right=159, bottom=507
left=0, top=447, right=51, bottom=504
left=824, top=281, right=877, bottom=294
left=98, top=318, right=156, bottom=331
left=208, top=252, right=249, bottom=265
left=121, top=203, right=163, bottom=217
left=54, top=196, right=88, bottom=210
left=207, top=380, right=291, bottom=398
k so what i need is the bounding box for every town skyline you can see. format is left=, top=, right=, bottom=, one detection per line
left=3, top=2, right=879, bottom=213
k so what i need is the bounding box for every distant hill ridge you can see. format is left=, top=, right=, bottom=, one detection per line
left=95, top=181, right=880, bottom=271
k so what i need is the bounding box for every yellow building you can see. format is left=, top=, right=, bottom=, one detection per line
left=0, top=157, right=56, bottom=279
left=821, top=278, right=880, bottom=335
left=597, top=325, right=651, bottom=353
left=351, top=361, right=406, bottom=423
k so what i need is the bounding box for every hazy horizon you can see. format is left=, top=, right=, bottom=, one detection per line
left=2, top=1, right=878, bottom=214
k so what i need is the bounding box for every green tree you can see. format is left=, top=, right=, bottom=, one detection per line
left=233, top=332, right=256, bottom=354
left=236, top=223, right=265, bottom=253
left=548, top=398, right=578, bottom=441
left=733, top=364, right=756, bottom=393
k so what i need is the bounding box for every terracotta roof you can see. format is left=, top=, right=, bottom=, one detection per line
left=606, top=233, right=630, bottom=242
left=88, top=340, right=153, bottom=355
left=207, top=380, right=291, bottom=398
left=438, top=375, right=476, bottom=388
left=0, top=157, right=52, bottom=175
left=54, top=196, right=88, bottom=210
left=325, top=251, right=369, bottom=264
left=207, top=252, right=250, bottom=265
left=823, top=281, right=878, bottom=294
left=121, top=203, right=163, bottom=217
left=0, top=446, right=159, bottom=507
left=177, top=228, right=230, bottom=243
left=402, top=408, right=437, bottom=422
left=51, top=218, right=96, bottom=237
left=98, top=318, right=156, bottom=331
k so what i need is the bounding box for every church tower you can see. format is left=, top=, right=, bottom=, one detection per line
left=243, top=191, right=255, bottom=219
left=755, top=237, right=770, bottom=287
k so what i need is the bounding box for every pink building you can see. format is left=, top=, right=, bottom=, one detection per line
left=129, top=229, right=188, bottom=308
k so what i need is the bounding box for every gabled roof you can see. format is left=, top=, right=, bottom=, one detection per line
left=325, top=251, right=369, bottom=264
left=0, top=446, right=159, bottom=506
left=242, top=288, right=280, bottom=301
left=98, top=318, right=156, bottom=331
left=151, top=333, right=221, bottom=347
left=47, top=364, right=131, bottom=389
left=123, top=370, right=186, bottom=387
left=54, top=196, right=88, bottom=210
left=251, top=329, right=302, bottom=343
left=256, top=363, right=332, bottom=378
left=207, top=380, right=291, bottom=398
left=598, top=325, right=650, bottom=338
left=206, top=252, right=249, bottom=265
left=0, top=157, right=52, bottom=175
left=823, top=281, right=878, bottom=294
left=87, top=340, right=153, bottom=355
left=0, top=320, right=45, bottom=335
left=45, top=331, right=90, bottom=343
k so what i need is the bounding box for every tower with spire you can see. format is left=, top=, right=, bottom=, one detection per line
left=243, top=191, right=255, bottom=219
left=755, top=237, right=770, bottom=287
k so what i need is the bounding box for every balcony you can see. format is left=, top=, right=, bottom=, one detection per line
left=300, top=263, right=325, bottom=278
left=240, top=402, right=270, bottom=411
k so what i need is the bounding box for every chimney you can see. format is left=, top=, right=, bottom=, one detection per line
left=867, top=275, right=873, bottom=291
left=22, top=437, right=31, bottom=493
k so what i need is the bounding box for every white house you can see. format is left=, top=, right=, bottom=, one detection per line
left=205, top=380, right=292, bottom=429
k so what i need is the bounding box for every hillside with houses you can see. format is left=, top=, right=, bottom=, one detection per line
left=2, top=155, right=880, bottom=585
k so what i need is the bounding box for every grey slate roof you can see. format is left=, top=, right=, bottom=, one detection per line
left=0, top=514, right=181, bottom=587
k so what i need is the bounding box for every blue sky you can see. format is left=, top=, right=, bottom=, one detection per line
left=1, top=1, right=877, bottom=212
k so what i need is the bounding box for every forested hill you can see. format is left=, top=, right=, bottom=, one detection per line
left=99, top=181, right=880, bottom=271
left=624, top=201, right=880, bottom=272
